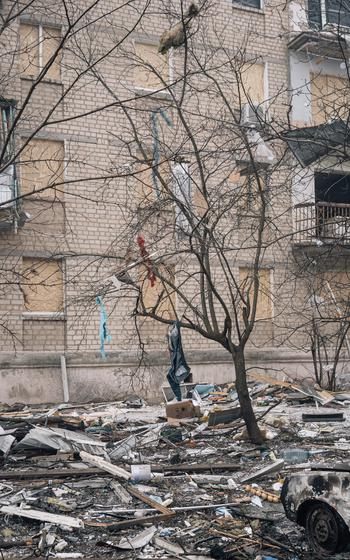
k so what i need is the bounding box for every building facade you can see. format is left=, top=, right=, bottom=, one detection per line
left=0, top=0, right=349, bottom=404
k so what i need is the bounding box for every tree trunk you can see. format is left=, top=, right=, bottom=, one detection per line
left=233, top=346, right=263, bottom=444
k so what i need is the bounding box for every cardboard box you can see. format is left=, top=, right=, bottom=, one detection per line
left=166, top=399, right=199, bottom=419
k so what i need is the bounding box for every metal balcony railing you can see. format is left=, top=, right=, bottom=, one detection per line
left=293, top=201, right=350, bottom=245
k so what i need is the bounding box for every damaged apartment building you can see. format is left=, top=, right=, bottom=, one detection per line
left=0, top=0, right=349, bottom=405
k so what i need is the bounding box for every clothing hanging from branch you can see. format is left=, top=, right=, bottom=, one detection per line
left=167, top=321, right=191, bottom=401
left=96, top=295, right=111, bottom=359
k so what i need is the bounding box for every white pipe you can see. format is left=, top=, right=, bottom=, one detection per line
left=60, top=355, right=69, bottom=403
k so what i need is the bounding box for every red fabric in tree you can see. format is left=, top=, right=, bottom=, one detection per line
left=137, top=235, right=156, bottom=287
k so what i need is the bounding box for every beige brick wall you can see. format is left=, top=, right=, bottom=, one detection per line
left=0, top=0, right=338, bottom=390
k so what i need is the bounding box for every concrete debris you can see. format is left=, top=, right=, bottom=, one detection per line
left=101, top=525, right=157, bottom=549
left=1, top=381, right=350, bottom=557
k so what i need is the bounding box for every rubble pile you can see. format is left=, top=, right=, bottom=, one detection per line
left=1, top=376, right=350, bottom=559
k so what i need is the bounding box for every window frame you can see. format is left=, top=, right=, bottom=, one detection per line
left=0, top=98, right=15, bottom=163
left=20, top=22, right=62, bottom=81
left=232, top=0, right=263, bottom=12
left=21, top=257, right=65, bottom=317
left=308, top=0, right=350, bottom=29
left=133, top=40, right=171, bottom=95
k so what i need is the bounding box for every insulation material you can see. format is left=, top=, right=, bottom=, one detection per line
left=22, top=258, right=63, bottom=313
left=20, top=24, right=39, bottom=77
left=14, top=426, right=107, bottom=456
left=42, top=26, right=61, bottom=80
left=140, top=263, right=176, bottom=320
left=134, top=43, right=168, bottom=90
left=311, top=73, right=349, bottom=126
left=21, top=139, right=64, bottom=198
left=239, top=267, right=272, bottom=320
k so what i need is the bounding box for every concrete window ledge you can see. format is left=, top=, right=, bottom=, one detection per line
left=22, top=312, right=65, bottom=321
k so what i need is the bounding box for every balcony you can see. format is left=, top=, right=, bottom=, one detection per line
left=288, top=0, right=350, bottom=58
left=293, top=201, right=350, bottom=245
left=288, top=29, right=348, bottom=59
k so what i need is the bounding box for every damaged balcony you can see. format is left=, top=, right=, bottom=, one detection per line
left=288, top=0, right=350, bottom=59
left=293, top=201, right=350, bottom=245
left=293, top=170, right=350, bottom=246
left=288, top=28, right=348, bottom=59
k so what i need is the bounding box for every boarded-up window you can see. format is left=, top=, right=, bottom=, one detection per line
left=20, top=24, right=61, bottom=80
left=22, top=258, right=63, bottom=313
left=229, top=167, right=265, bottom=213
left=134, top=43, right=168, bottom=90
left=136, top=160, right=171, bottom=203
left=193, top=185, right=209, bottom=217
left=311, top=73, right=349, bottom=126
left=239, top=267, right=272, bottom=320
left=239, top=63, right=265, bottom=105
left=20, top=139, right=64, bottom=199
left=140, top=263, right=175, bottom=320
left=316, top=271, right=350, bottom=311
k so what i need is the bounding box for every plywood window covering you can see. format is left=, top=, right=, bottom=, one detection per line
left=317, top=271, right=350, bottom=311
left=22, top=258, right=63, bottom=313
left=134, top=43, right=168, bottom=90
left=240, top=63, right=265, bottom=105
left=20, top=24, right=61, bottom=80
left=311, top=73, right=349, bottom=126
left=140, top=263, right=176, bottom=320
left=193, top=185, right=209, bottom=217
left=21, top=139, right=64, bottom=199
left=239, top=267, right=272, bottom=320
left=229, top=168, right=264, bottom=213
left=136, top=160, right=171, bottom=204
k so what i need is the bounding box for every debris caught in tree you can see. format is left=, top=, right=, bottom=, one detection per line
left=158, top=4, right=199, bottom=55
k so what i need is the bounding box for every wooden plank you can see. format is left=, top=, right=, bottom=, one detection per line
left=109, top=480, right=132, bottom=504
left=80, top=451, right=131, bottom=481
left=0, top=462, right=241, bottom=481
left=86, top=513, right=171, bottom=530
left=249, top=372, right=294, bottom=389
left=126, top=486, right=175, bottom=516
left=151, top=462, right=241, bottom=473
left=0, top=467, right=104, bottom=480
left=241, top=459, right=284, bottom=484
left=0, top=505, right=83, bottom=528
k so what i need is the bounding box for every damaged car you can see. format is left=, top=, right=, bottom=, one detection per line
left=281, top=464, right=350, bottom=556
